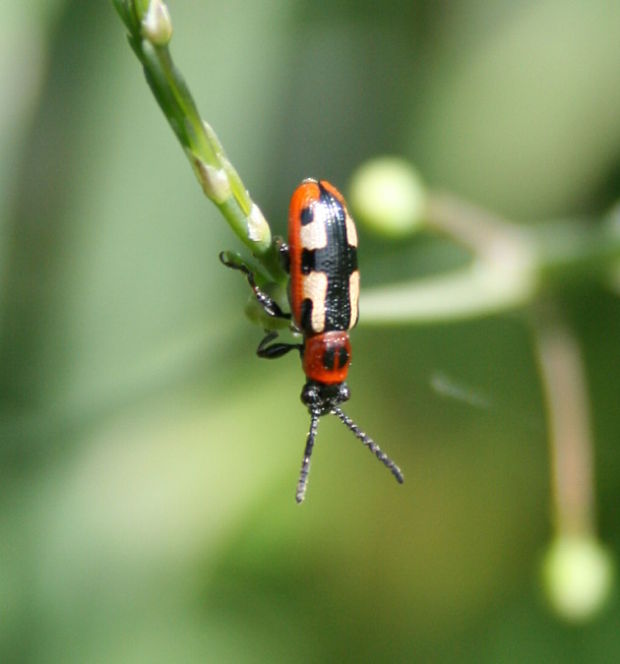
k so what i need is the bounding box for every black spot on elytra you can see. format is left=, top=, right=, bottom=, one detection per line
left=300, top=206, right=313, bottom=225
left=301, top=248, right=315, bottom=274
left=323, top=347, right=335, bottom=370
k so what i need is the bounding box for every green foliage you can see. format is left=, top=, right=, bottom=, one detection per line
left=1, top=0, right=620, bottom=661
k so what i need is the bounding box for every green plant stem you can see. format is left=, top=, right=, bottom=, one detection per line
left=113, top=0, right=285, bottom=284
left=361, top=193, right=620, bottom=325
left=361, top=192, right=537, bottom=324
left=532, top=304, right=595, bottom=537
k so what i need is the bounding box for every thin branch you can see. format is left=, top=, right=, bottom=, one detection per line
left=532, top=304, right=595, bottom=537
left=361, top=192, right=537, bottom=324
left=113, top=0, right=285, bottom=281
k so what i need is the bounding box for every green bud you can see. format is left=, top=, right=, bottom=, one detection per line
left=349, top=157, right=427, bottom=237
left=202, top=121, right=253, bottom=216
left=141, top=0, right=173, bottom=46
left=247, top=203, right=271, bottom=248
left=542, top=535, right=615, bottom=622
left=221, top=156, right=253, bottom=217
left=203, top=121, right=226, bottom=161
left=189, top=152, right=231, bottom=203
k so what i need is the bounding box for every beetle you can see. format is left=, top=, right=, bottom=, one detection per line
left=220, top=178, right=404, bottom=502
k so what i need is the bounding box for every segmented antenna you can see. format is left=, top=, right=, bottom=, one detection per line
left=332, top=407, right=404, bottom=484
left=296, top=409, right=320, bottom=503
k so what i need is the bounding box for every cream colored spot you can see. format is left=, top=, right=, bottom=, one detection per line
left=349, top=270, right=360, bottom=328
left=300, top=214, right=327, bottom=250
left=345, top=212, right=358, bottom=247
left=303, top=272, right=328, bottom=332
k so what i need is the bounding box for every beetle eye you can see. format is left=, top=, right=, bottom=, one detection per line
left=301, top=382, right=320, bottom=407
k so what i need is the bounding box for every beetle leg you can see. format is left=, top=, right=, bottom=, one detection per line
left=276, top=238, right=290, bottom=274
left=219, top=251, right=291, bottom=320
left=256, top=330, right=302, bottom=359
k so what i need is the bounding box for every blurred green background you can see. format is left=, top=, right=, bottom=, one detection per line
left=1, top=1, right=619, bottom=662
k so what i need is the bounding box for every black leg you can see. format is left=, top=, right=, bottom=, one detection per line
left=256, top=331, right=302, bottom=359
left=277, top=239, right=290, bottom=274
left=219, top=251, right=291, bottom=320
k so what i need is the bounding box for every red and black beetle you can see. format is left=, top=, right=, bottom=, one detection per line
left=221, top=178, right=403, bottom=502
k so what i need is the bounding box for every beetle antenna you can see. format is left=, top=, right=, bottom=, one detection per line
left=332, top=407, right=404, bottom=484
left=296, top=409, right=320, bottom=503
